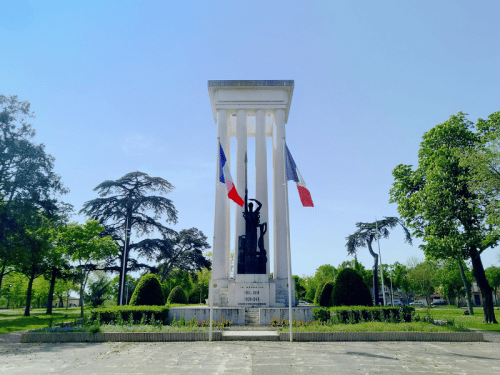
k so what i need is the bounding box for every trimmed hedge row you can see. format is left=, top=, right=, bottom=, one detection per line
left=313, top=306, right=415, bottom=324
left=90, top=306, right=170, bottom=324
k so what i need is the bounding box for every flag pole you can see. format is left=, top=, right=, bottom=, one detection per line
left=210, top=137, right=221, bottom=342
left=283, top=138, right=293, bottom=342
left=375, top=217, right=387, bottom=306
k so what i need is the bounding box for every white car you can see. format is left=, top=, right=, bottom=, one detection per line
left=409, top=300, right=427, bottom=307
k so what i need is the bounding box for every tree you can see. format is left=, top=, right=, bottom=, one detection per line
left=154, top=228, right=211, bottom=282
left=459, top=112, right=500, bottom=231
left=80, top=172, right=178, bottom=305
left=407, top=258, right=438, bottom=306
left=345, top=217, right=412, bottom=305
left=485, top=266, right=500, bottom=303
left=13, top=214, right=59, bottom=316
left=110, top=275, right=138, bottom=305
left=57, top=220, right=119, bottom=317
left=0, top=95, right=70, bottom=295
left=85, top=272, right=112, bottom=308
left=390, top=112, right=499, bottom=323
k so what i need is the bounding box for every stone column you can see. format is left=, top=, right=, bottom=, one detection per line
left=273, top=109, right=288, bottom=280
left=213, top=109, right=229, bottom=280
left=255, top=109, right=270, bottom=276
left=234, top=109, right=247, bottom=278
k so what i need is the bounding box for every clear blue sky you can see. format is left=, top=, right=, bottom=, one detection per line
left=1, top=0, right=499, bottom=277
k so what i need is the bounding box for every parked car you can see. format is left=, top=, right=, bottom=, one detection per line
left=431, top=300, right=447, bottom=307
left=409, top=300, right=427, bottom=307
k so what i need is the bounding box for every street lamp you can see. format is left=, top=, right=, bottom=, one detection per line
left=375, top=219, right=387, bottom=306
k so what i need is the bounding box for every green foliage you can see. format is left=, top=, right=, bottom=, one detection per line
left=167, top=285, right=188, bottom=304
left=85, top=272, right=111, bottom=308
left=323, top=306, right=414, bottom=324
left=389, top=111, right=499, bottom=323
left=89, top=305, right=170, bottom=324
left=129, top=274, right=164, bottom=306
left=312, top=307, right=331, bottom=322
left=318, top=281, right=335, bottom=307
left=332, top=268, right=373, bottom=307
left=314, top=281, right=327, bottom=306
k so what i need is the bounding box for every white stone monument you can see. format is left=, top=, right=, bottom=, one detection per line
left=208, top=80, right=296, bottom=309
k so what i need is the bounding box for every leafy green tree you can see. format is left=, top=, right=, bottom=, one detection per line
left=154, top=228, right=211, bottom=282
left=459, top=112, right=500, bottom=231
left=110, top=275, right=137, bottom=305
left=292, top=275, right=307, bottom=301
left=390, top=112, right=499, bottom=323
left=304, top=264, right=336, bottom=303
left=85, top=272, right=112, bottom=308
left=407, top=258, right=438, bottom=306
left=346, top=217, right=412, bottom=305
left=318, top=281, right=335, bottom=307
left=80, top=172, right=178, bottom=305
left=13, top=214, right=59, bottom=316
left=0, top=95, right=70, bottom=296
left=57, top=220, right=119, bottom=317
left=189, top=268, right=211, bottom=304
left=485, top=266, right=500, bottom=303
left=435, top=260, right=467, bottom=305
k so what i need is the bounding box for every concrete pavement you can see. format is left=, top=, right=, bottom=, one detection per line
left=1, top=340, right=500, bottom=374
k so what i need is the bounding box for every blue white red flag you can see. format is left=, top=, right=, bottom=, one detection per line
left=285, top=144, right=314, bottom=207
left=219, top=143, right=244, bottom=207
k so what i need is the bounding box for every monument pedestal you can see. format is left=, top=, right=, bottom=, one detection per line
left=211, top=277, right=295, bottom=308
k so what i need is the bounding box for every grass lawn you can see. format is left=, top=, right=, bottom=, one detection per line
left=280, top=321, right=465, bottom=333
left=419, top=306, right=500, bottom=331
left=0, top=308, right=81, bottom=334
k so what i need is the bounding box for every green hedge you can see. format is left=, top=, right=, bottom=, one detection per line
left=167, top=286, right=188, bottom=305
left=129, top=274, right=164, bottom=306
left=331, top=268, right=372, bottom=307
left=313, top=306, right=415, bottom=324
left=319, top=281, right=335, bottom=307
left=89, top=306, right=170, bottom=324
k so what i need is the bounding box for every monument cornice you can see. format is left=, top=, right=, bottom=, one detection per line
left=208, top=80, right=294, bottom=124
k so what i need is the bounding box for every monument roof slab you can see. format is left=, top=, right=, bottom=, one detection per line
left=208, top=80, right=294, bottom=124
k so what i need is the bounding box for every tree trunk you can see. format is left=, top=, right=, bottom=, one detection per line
left=458, top=261, right=474, bottom=315
left=0, top=259, right=6, bottom=294
left=367, top=241, right=380, bottom=305
left=46, top=267, right=57, bottom=314
left=24, top=270, right=36, bottom=317
left=80, top=280, right=84, bottom=318
left=470, top=246, right=497, bottom=323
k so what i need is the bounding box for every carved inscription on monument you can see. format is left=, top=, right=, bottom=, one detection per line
left=235, top=284, right=269, bottom=306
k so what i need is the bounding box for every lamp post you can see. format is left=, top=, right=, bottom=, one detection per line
left=375, top=218, right=387, bottom=306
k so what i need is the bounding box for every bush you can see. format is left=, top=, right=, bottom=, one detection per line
left=314, top=281, right=327, bottom=305
left=129, top=274, right=164, bottom=306
left=319, top=281, right=335, bottom=307
left=329, top=306, right=414, bottom=324
left=332, top=268, right=373, bottom=307
left=89, top=306, right=170, bottom=324
left=167, top=286, right=188, bottom=304
left=312, top=307, right=331, bottom=322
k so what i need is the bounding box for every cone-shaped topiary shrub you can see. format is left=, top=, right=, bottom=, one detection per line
left=332, top=268, right=373, bottom=306
left=129, top=274, right=164, bottom=306
left=167, top=285, right=188, bottom=304
left=319, top=281, right=335, bottom=307
left=314, top=281, right=327, bottom=305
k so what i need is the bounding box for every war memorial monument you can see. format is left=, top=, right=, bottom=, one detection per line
left=169, top=80, right=314, bottom=325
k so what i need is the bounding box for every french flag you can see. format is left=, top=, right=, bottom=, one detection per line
left=219, top=143, right=244, bottom=207
left=285, top=144, right=314, bottom=207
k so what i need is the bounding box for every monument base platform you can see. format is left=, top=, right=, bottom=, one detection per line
left=210, top=278, right=296, bottom=308
left=167, top=306, right=316, bottom=326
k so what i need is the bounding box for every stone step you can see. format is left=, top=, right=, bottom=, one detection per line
left=222, top=331, right=279, bottom=341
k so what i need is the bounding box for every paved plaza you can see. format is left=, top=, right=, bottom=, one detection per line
left=1, top=337, right=500, bottom=375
